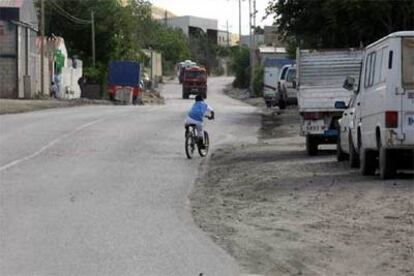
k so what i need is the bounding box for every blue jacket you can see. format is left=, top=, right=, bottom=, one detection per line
left=188, top=102, right=212, bottom=122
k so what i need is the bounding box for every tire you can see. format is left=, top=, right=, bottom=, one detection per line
left=202, top=91, right=207, bottom=99
left=182, top=88, right=189, bottom=99
left=185, top=131, right=195, bottom=159
left=198, top=131, right=209, bottom=157
left=279, top=99, right=286, bottom=110
left=379, top=147, right=396, bottom=179
left=265, top=101, right=271, bottom=108
left=336, top=135, right=347, bottom=162
left=348, top=133, right=360, bottom=168
left=306, top=135, right=318, bottom=156
left=360, top=148, right=376, bottom=175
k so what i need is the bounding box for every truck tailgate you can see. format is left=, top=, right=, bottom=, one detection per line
left=297, top=49, right=363, bottom=112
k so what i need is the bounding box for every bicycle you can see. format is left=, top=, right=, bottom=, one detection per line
left=185, top=117, right=212, bottom=159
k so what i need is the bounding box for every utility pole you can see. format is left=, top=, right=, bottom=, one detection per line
left=40, top=0, right=45, bottom=95
left=226, top=20, right=230, bottom=47
left=238, top=0, right=242, bottom=49
left=91, top=10, right=95, bottom=68
left=249, top=0, right=254, bottom=96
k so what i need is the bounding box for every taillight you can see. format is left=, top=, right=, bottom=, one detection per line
left=385, top=111, right=398, bottom=128
left=304, top=112, right=324, bottom=120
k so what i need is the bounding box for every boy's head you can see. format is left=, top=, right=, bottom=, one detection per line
left=195, top=95, right=203, bottom=102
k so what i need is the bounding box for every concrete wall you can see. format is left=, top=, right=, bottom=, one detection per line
left=167, top=16, right=218, bottom=36
left=0, top=21, right=17, bottom=98
left=34, top=54, right=50, bottom=96
left=0, top=20, right=39, bottom=98
left=166, top=16, right=190, bottom=35
left=59, top=59, right=83, bottom=99
left=218, top=30, right=230, bottom=47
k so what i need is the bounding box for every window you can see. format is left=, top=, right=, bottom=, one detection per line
left=280, top=67, right=288, bottom=80
left=388, top=50, right=393, bottom=69
left=373, top=48, right=384, bottom=84
left=364, top=52, right=376, bottom=88
left=402, top=37, right=414, bottom=87
left=286, top=69, right=296, bottom=82
left=380, top=46, right=389, bottom=83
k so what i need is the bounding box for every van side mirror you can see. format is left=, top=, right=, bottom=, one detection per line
left=343, top=76, right=355, bottom=91
left=335, top=101, right=347, bottom=109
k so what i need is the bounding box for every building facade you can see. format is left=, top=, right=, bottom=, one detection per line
left=0, top=0, right=38, bottom=98
left=166, top=15, right=218, bottom=45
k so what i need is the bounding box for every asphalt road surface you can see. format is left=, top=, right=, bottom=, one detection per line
left=0, top=77, right=259, bottom=276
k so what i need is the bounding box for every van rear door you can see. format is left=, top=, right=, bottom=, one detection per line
left=401, top=37, right=414, bottom=145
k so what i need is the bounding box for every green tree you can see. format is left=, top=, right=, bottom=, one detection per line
left=230, top=47, right=250, bottom=88
left=266, top=0, right=414, bottom=49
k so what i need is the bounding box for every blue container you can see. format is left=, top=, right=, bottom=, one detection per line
left=108, top=61, right=141, bottom=87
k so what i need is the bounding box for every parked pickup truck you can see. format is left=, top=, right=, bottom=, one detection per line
left=262, top=59, right=294, bottom=108
left=108, top=61, right=142, bottom=105
left=341, top=31, right=414, bottom=179
left=278, top=64, right=297, bottom=108
left=296, top=48, right=364, bottom=155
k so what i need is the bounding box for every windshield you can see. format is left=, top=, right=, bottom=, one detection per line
left=280, top=67, right=288, bottom=80
left=402, top=37, right=414, bottom=88
left=286, top=69, right=296, bottom=82
left=185, top=71, right=205, bottom=79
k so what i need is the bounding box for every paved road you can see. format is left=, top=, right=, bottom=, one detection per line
left=0, top=77, right=259, bottom=276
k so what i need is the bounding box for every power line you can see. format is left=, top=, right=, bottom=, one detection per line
left=48, top=0, right=91, bottom=25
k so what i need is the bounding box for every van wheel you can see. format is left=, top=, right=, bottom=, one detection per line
left=379, top=147, right=396, bottom=179
left=360, top=148, right=376, bottom=175
left=306, top=135, right=318, bottom=156
left=336, top=136, right=347, bottom=162
left=348, top=133, right=360, bottom=168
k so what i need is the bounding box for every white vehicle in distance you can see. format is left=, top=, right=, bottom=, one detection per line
left=278, top=64, right=298, bottom=108
left=335, top=92, right=360, bottom=168
left=343, top=31, right=414, bottom=179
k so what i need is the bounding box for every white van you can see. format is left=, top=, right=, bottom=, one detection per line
left=345, top=31, right=414, bottom=179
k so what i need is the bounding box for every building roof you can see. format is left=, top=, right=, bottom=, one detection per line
left=0, top=0, right=24, bottom=8
left=259, top=46, right=287, bottom=54
left=0, top=0, right=38, bottom=30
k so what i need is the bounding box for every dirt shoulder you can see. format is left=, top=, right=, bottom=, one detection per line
left=190, top=87, right=414, bottom=275
left=0, top=98, right=114, bottom=115
left=0, top=91, right=164, bottom=115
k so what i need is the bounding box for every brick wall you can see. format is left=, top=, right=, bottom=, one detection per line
left=0, top=21, right=17, bottom=98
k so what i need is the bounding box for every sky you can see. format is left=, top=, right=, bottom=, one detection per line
left=149, top=0, right=275, bottom=36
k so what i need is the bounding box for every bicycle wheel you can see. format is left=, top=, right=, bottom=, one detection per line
left=198, top=131, right=210, bottom=157
left=185, top=131, right=195, bottom=159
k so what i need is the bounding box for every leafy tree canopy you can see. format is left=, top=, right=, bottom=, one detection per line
left=266, top=0, right=414, bottom=49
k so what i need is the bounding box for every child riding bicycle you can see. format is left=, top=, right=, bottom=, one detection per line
left=184, top=95, right=214, bottom=149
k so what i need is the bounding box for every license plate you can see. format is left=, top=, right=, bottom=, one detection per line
left=191, top=88, right=199, bottom=93
left=305, top=120, right=324, bottom=132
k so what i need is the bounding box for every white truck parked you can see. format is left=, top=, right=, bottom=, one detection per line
left=263, top=59, right=294, bottom=108
left=343, top=31, right=414, bottom=179
left=296, top=48, right=364, bottom=155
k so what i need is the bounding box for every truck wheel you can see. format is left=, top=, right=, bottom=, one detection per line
left=360, top=148, right=376, bottom=175
left=348, top=133, right=360, bottom=168
left=379, top=147, right=396, bottom=179
left=265, top=101, right=271, bottom=108
left=279, top=99, right=286, bottom=110
left=336, top=136, right=347, bottom=162
left=202, top=91, right=207, bottom=99
left=182, top=88, right=189, bottom=99
left=306, top=135, right=318, bottom=156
